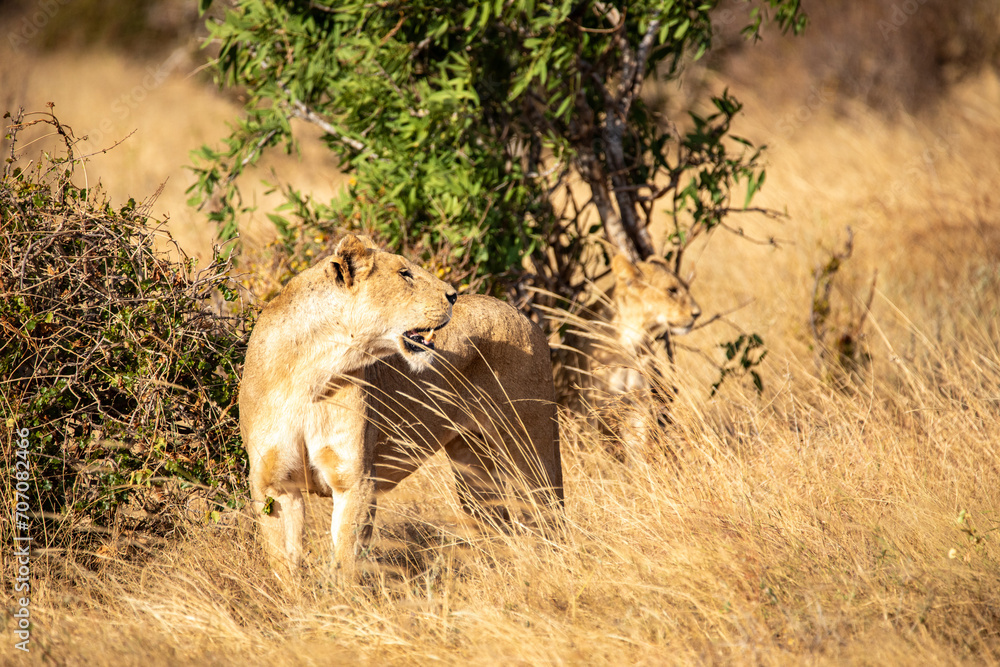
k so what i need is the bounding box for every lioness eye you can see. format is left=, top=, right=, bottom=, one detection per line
left=399, top=268, right=413, bottom=279
left=668, top=286, right=680, bottom=296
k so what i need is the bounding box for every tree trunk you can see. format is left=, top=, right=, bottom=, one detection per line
left=601, top=106, right=655, bottom=260
left=576, top=150, right=637, bottom=262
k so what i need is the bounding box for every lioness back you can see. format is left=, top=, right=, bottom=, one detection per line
left=371, top=293, right=563, bottom=505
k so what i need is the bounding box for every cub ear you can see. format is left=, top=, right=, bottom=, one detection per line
left=329, top=234, right=375, bottom=288
left=611, top=254, right=640, bottom=285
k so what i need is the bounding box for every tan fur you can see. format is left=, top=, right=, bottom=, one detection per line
left=240, top=235, right=562, bottom=577
left=560, top=254, right=701, bottom=445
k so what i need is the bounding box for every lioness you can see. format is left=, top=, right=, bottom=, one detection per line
left=558, top=254, right=700, bottom=445
left=240, top=234, right=562, bottom=576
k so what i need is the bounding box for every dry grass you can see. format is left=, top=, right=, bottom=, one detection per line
left=5, top=12, right=1000, bottom=665
left=7, top=326, right=1000, bottom=664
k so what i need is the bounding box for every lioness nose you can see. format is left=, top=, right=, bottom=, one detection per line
left=446, top=290, right=457, bottom=305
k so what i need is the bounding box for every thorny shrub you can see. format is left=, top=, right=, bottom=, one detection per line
left=0, top=108, right=252, bottom=557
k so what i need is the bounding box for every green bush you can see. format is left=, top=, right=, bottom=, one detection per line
left=1, top=108, right=251, bottom=551
left=190, top=0, right=805, bottom=313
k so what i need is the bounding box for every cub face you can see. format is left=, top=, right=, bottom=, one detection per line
left=612, top=254, right=701, bottom=339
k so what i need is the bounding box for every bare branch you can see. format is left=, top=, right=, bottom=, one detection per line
left=75, top=130, right=138, bottom=162
left=688, top=299, right=757, bottom=333
left=279, top=83, right=370, bottom=154
left=619, top=12, right=662, bottom=115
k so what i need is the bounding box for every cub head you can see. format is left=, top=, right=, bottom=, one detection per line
left=322, top=234, right=457, bottom=370
left=611, top=254, right=701, bottom=339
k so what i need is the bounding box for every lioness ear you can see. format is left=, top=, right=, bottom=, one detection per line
left=353, top=234, right=380, bottom=251
left=329, top=234, right=375, bottom=288
left=611, top=254, right=640, bottom=285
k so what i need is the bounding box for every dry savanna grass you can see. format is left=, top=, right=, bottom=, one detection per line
left=4, top=16, right=1000, bottom=667
left=6, top=312, right=1000, bottom=664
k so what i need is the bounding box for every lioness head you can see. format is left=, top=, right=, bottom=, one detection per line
left=297, top=234, right=457, bottom=370
left=611, top=254, right=701, bottom=339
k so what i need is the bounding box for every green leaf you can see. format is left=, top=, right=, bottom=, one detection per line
left=675, top=19, right=690, bottom=40
left=744, top=169, right=766, bottom=208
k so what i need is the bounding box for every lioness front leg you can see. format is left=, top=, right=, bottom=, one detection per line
left=328, top=473, right=376, bottom=574
left=249, top=465, right=306, bottom=575
left=306, top=377, right=380, bottom=575
left=310, top=442, right=376, bottom=576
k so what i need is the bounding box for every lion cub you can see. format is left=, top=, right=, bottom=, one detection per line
left=240, top=235, right=562, bottom=576
left=559, top=254, right=700, bottom=447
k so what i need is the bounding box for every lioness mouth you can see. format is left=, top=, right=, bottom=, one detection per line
left=665, top=326, right=692, bottom=338
left=402, top=328, right=436, bottom=353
